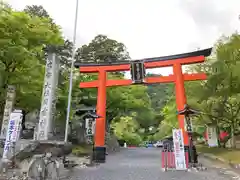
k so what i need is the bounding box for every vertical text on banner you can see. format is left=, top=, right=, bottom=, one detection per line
left=2, top=110, right=22, bottom=159
left=172, top=129, right=187, bottom=170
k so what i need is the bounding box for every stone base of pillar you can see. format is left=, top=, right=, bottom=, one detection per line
left=184, top=145, right=190, bottom=163
left=47, top=132, right=54, bottom=140
left=184, top=145, right=198, bottom=164
left=93, top=146, right=106, bottom=163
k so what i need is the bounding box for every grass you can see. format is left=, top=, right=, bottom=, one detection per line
left=72, top=144, right=93, bottom=157
left=197, top=144, right=240, bottom=164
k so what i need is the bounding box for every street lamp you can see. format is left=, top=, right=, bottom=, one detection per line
left=64, top=0, right=79, bottom=143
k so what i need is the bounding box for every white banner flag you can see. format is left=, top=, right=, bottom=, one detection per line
left=2, top=110, right=22, bottom=159
left=207, top=126, right=218, bottom=147
left=172, top=129, right=187, bottom=170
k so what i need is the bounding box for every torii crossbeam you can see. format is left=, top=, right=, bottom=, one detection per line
left=75, top=48, right=212, bottom=163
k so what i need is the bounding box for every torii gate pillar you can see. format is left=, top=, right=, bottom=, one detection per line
left=173, top=63, right=188, bottom=145
left=93, top=70, right=107, bottom=162
left=76, top=48, right=212, bottom=163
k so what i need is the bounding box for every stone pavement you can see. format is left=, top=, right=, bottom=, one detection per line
left=66, top=147, right=240, bottom=180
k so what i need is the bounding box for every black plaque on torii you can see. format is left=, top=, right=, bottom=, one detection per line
left=130, top=60, right=146, bottom=84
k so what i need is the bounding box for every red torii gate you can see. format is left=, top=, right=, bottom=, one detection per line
left=75, top=48, right=212, bottom=163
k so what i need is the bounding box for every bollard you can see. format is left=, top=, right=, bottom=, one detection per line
left=161, top=142, right=175, bottom=171
left=185, top=151, right=189, bottom=169
left=161, top=151, right=165, bottom=169
left=172, top=152, right=175, bottom=168
left=161, top=142, right=194, bottom=171
left=167, top=151, right=171, bottom=168
left=164, top=150, right=168, bottom=171
left=124, top=143, right=127, bottom=148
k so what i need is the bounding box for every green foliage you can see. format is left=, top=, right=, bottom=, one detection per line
left=153, top=97, right=178, bottom=140
left=157, top=33, right=240, bottom=147
left=75, top=34, right=130, bottom=63
left=146, top=73, right=173, bottom=112
left=0, top=4, right=72, bottom=127
left=111, top=116, right=142, bottom=145
left=73, top=35, right=164, bottom=141
left=72, top=144, right=92, bottom=157
left=24, top=5, right=51, bottom=19
left=3, top=2, right=240, bottom=148
left=0, top=4, right=64, bottom=114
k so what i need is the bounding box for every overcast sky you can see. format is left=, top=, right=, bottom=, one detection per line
left=5, top=0, right=240, bottom=75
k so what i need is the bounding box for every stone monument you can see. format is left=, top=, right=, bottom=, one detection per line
left=37, top=53, right=60, bottom=140
left=0, top=85, right=16, bottom=139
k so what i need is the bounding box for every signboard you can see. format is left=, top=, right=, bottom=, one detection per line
left=207, top=126, right=218, bottom=147
left=2, top=110, right=23, bottom=159
left=37, top=53, right=59, bottom=140
left=85, top=118, right=95, bottom=136
left=172, top=129, right=187, bottom=170
left=10, top=110, right=23, bottom=143
left=0, top=85, right=16, bottom=138
left=130, top=60, right=145, bottom=84
left=184, top=117, right=193, bottom=133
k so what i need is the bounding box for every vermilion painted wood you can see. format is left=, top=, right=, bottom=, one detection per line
left=79, top=64, right=130, bottom=73
left=173, top=63, right=188, bottom=145
left=79, top=73, right=207, bottom=88
left=161, top=151, right=189, bottom=169
left=144, top=56, right=204, bottom=69
left=78, top=48, right=212, bottom=148
left=95, top=71, right=107, bottom=147
left=79, top=56, right=204, bottom=73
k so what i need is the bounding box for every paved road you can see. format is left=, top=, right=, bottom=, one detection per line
left=69, top=148, right=239, bottom=180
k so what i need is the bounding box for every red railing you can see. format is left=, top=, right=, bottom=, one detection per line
left=161, top=151, right=189, bottom=169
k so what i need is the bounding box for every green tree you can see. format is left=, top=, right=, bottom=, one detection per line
left=111, top=116, right=142, bottom=145
left=73, top=35, right=160, bottom=141
left=0, top=4, right=64, bottom=114
left=75, top=34, right=130, bottom=63
left=24, top=5, right=73, bottom=66
left=182, top=33, right=240, bottom=147
left=23, top=4, right=76, bottom=124
left=153, top=96, right=178, bottom=140
left=24, top=5, right=51, bottom=19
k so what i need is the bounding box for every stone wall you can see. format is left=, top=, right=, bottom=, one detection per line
left=226, top=135, right=240, bottom=148
left=105, top=132, right=120, bottom=153
left=25, top=110, right=39, bottom=128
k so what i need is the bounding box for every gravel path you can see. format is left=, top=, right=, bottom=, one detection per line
left=68, top=147, right=239, bottom=180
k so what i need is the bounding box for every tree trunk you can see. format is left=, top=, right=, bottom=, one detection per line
left=231, top=123, right=236, bottom=148
left=216, top=121, right=221, bottom=147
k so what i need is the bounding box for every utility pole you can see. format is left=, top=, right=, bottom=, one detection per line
left=64, top=0, right=79, bottom=142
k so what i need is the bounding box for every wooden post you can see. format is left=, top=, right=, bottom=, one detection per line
left=173, top=63, right=188, bottom=146
left=173, top=63, right=190, bottom=166
left=93, top=70, right=107, bottom=162
left=77, top=48, right=212, bottom=164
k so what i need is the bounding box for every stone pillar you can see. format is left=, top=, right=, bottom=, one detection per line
left=0, top=85, right=16, bottom=139
left=37, top=53, right=59, bottom=140
left=51, top=55, right=60, bottom=132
